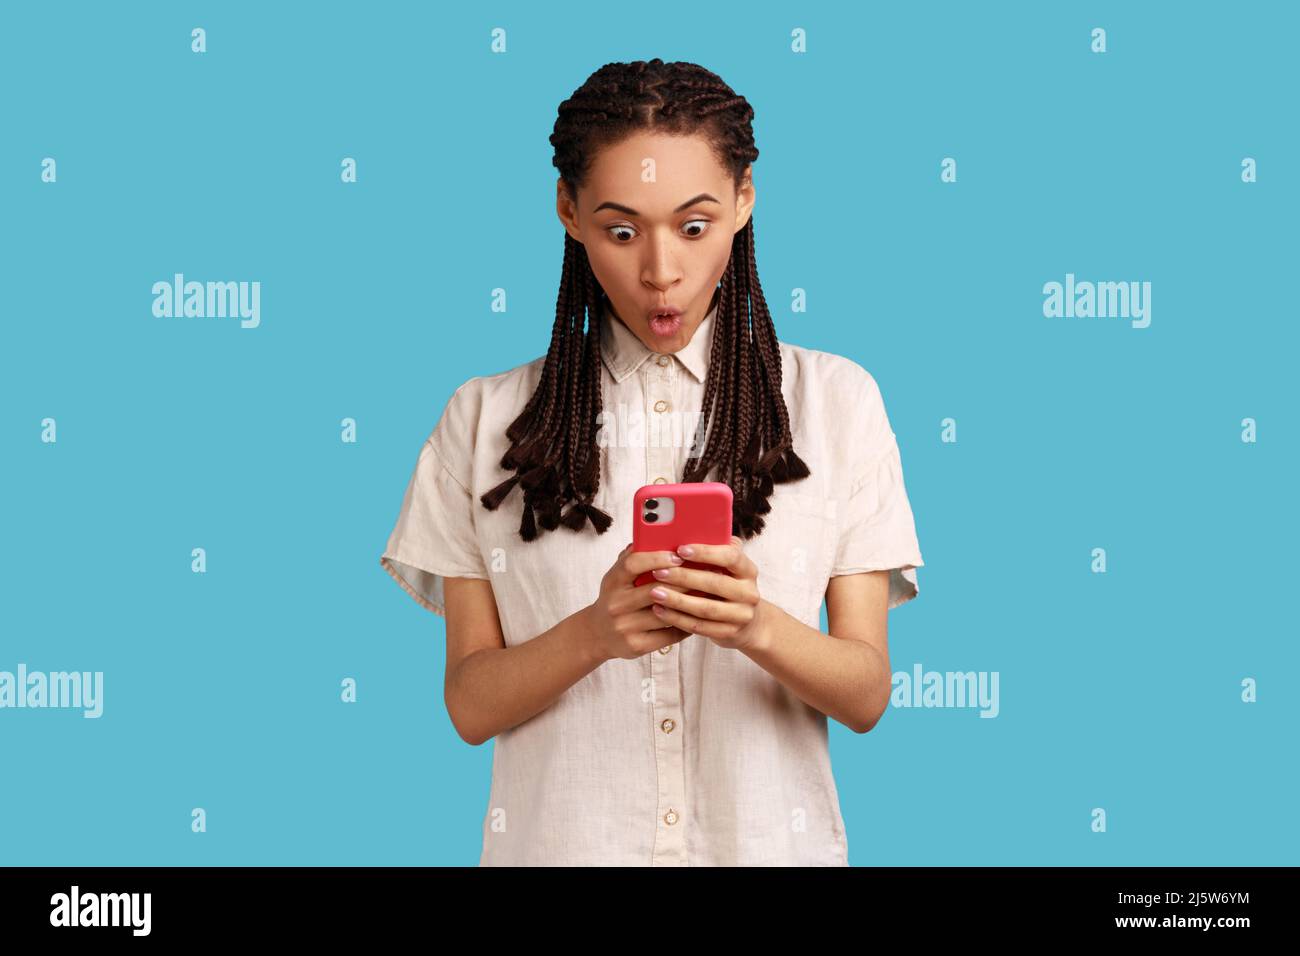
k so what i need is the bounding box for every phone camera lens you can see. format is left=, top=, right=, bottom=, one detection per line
left=644, top=499, right=659, bottom=510
left=644, top=512, right=659, bottom=523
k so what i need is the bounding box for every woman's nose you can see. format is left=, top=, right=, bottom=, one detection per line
left=641, top=236, right=683, bottom=289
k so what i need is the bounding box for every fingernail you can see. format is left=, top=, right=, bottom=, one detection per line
left=669, top=553, right=684, bottom=565
left=653, top=568, right=671, bottom=579
left=651, top=587, right=667, bottom=599
left=678, top=545, right=694, bottom=557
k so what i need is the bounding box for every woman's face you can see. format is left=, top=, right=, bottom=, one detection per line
left=558, top=130, right=755, bottom=354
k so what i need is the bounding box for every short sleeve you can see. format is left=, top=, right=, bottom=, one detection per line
left=829, top=371, right=924, bottom=611
left=379, top=413, right=489, bottom=619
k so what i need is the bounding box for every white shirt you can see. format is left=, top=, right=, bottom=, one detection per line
left=379, top=298, right=924, bottom=865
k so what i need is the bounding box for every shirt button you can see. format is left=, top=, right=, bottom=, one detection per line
left=654, top=399, right=669, bottom=413
left=660, top=718, right=676, bottom=734
left=653, top=476, right=667, bottom=484
left=658, top=644, right=672, bottom=654
left=663, top=809, right=679, bottom=826
left=656, top=355, right=670, bottom=367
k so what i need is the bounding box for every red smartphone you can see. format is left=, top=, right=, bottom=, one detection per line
left=632, top=481, right=735, bottom=596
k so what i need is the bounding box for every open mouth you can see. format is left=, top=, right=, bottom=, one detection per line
left=648, top=307, right=683, bottom=337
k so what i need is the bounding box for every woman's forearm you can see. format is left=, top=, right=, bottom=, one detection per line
left=446, top=605, right=604, bottom=745
left=741, top=600, right=891, bottom=733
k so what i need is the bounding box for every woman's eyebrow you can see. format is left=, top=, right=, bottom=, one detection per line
left=593, top=193, right=721, bottom=216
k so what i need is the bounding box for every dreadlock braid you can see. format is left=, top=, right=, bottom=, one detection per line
left=480, top=58, right=810, bottom=542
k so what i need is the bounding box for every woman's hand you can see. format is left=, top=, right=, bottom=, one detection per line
left=647, top=536, right=770, bottom=651
left=582, top=543, right=693, bottom=663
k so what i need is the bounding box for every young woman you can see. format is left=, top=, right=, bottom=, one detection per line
left=380, top=58, right=924, bottom=866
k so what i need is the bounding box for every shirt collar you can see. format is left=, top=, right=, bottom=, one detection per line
left=599, top=296, right=717, bottom=385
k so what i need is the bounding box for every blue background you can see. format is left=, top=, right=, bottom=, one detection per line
left=1, top=0, right=1295, bottom=865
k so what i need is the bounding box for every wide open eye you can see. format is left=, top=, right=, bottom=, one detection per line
left=605, top=219, right=712, bottom=243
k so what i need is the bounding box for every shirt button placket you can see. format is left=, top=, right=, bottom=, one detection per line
left=647, top=356, right=688, bottom=866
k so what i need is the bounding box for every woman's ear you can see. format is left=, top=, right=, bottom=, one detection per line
left=734, top=168, right=756, bottom=232
left=556, top=178, right=583, bottom=242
